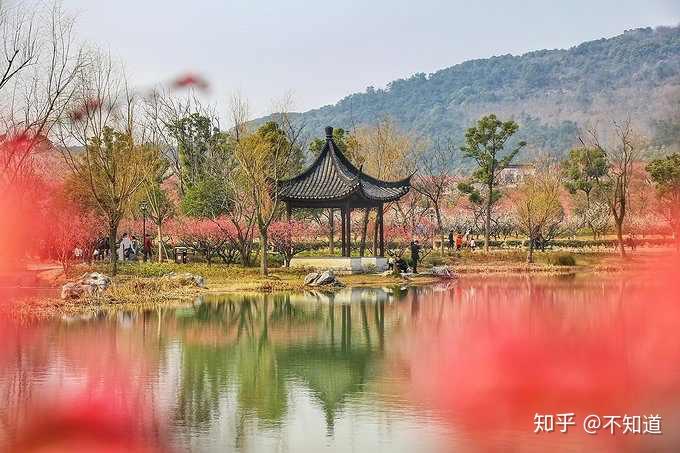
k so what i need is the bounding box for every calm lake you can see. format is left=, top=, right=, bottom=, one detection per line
left=2, top=272, right=680, bottom=452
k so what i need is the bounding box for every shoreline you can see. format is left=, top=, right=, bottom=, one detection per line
left=2, top=249, right=671, bottom=319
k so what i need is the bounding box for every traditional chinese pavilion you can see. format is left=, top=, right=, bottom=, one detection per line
left=278, top=126, right=411, bottom=268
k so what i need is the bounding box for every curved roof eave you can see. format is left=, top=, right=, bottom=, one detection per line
left=277, top=127, right=413, bottom=203
left=358, top=181, right=411, bottom=203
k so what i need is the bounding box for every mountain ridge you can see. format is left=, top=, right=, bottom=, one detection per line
left=256, top=25, right=680, bottom=164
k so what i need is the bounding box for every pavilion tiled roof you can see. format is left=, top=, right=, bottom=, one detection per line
left=278, top=127, right=411, bottom=203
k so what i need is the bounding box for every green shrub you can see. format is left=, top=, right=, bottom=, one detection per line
left=548, top=253, right=576, bottom=266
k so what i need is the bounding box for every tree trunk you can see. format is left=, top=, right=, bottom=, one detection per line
left=527, top=234, right=534, bottom=263
left=109, top=223, right=118, bottom=276
left=238, top=242, right=251, bottom=267
left=259, top=227, right=269, bottom=276
left=157, top=224, right=164, bottom=263
left=615, top=220, right=626, bottom=258
left=587, top=219, right=597, bottom=241
left=433, top=205, right=444, bottom=256
left=484, top=182, right=492, bottom=252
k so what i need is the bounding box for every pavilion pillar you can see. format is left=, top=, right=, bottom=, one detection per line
left=286, top=203, right=292, bottom=222
left=340, top=207, right=347, bottom=257
left=378, top=203, right=385, bottom=257
left=329, top=209, right=335, bottom=255
left=345, top=203, right=352, bottom=257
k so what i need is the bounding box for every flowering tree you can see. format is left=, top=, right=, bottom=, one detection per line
left=384, top=219, right=437, bottom=258
left=391, top=190, right=432, bottom=233
left=211, top=216, right=250, bottom=264
left=413, top=218, right=438, bottom=261
left=646, top=153, right=680, bottom=251
left=513, top=171, right=565, bottom=263
left=413, top=139, right=455, bottom=255
left=0, top=167, right=50, bottom=271
left=46, top=205, right=103, bottom=271
left=269, top=220, right=319, bottom=267
left=384, top=223, right=412, bottom=259
left=220, top=183, right=257, bottom=266
left=171, top=218, right=229, bottom=265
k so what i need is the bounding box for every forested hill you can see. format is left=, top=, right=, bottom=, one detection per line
left=261, top=26, right=680, bottom=164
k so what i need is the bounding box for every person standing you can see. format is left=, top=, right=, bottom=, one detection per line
left=143, top=233, right=153, bottom=262
left=119, top=233, right=133, bottom=261
left=455, top=232, right=463, bottom=251
left=448, top=230, right=454, bottom=251
left=103, top=236, right=111, bottom=259
left=97, top=236, right=110, bottom=261
left=410, top=240, right=421, bottom=274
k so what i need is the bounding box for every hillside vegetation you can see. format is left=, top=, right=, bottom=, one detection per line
left=262, top=26, right=680, bottom=164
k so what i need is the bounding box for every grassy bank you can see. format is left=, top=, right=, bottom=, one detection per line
left=92, top=261, right=444, bottom=293
left=68, top=248, right=652, bottom=293
left=6, top=248, right=660, bottom=319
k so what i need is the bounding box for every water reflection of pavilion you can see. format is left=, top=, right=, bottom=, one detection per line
left=170, top=287, right=404, bottom=436
left=12, top=277, right=666, bottom=452
left=295, top=286, right=399, bottom=305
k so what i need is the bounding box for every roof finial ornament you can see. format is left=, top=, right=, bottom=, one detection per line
left=325, top=126, right=333, bottom=139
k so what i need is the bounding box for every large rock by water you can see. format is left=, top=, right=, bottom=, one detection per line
left=431, top=266, right=454, bottom=278
left=303, top=272, right=320, bottom=286
left=162, top=272, right=206, bottom=288
left=60, top=272, right=111, bottom=299
left=304, top=270, right=344, bottom=287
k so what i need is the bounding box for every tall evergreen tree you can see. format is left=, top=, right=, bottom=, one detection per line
left=459, top=114, right=526, bottom=251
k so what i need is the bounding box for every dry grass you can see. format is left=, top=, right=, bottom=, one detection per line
left=8, top=249, right=653, bottom=319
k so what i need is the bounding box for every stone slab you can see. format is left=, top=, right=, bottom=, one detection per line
left=289, top=256, right=389, bottom=274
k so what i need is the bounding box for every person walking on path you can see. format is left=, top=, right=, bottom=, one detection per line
left=143, top=234, right=153, bottom=262
left=410, top=240, right=421, bottom=274
left=455, top=232, right=463, bottom=251
left=131, top=236, right=140, bottom=259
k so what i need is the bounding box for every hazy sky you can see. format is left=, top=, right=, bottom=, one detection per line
left=61, top=0, right=680, bottom=118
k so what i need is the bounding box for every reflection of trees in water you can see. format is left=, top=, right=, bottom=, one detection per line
left=278, top=344, right=374, bottom=436
left=236, top=296, right=288, bottom=428
left=175, top=343, right=237, bottom=428
left=0, top=314, right=168, bottom=447
left=172, top=290, right=394, bottom=437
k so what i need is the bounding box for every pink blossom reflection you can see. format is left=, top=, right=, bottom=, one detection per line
left=393, top=263, right=680, bottom=451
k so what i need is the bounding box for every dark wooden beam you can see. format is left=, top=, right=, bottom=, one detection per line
left=378, top=202, right=385, bottom=257
left=345, top=202, right=352, bottom=257
left=283, top=197, right=381, bottom=210
left=340, top=207, right=346, bottom=257
left=329, top=208, right=335, bottom=255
